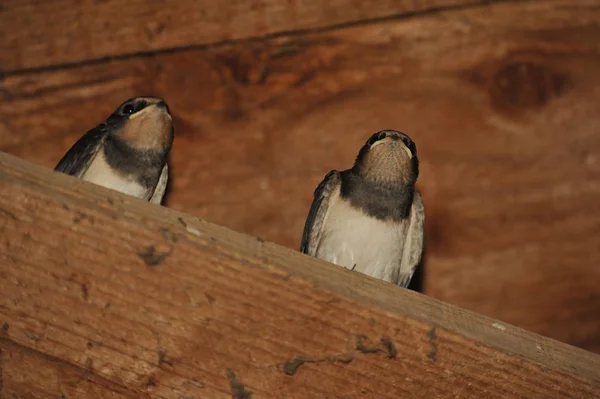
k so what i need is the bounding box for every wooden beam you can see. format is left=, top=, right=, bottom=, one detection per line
left=2, top=0, right=600, bottom=354
left=0, top=0, right=492, bottom=73
left=1, top=153, right=600, bottom=398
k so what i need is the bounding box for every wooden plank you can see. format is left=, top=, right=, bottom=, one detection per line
left=1, top=151, right=600, bottom=398
left=0, top=0, right=491, bottom=72
left=1, top=0, right=600, bottom=357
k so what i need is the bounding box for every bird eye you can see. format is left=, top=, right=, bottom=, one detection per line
left=122, top=103, right=136, bottom=115
left=367, top=134, right=383, bottom=147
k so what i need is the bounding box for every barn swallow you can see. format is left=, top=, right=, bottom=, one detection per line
left=300, top=130, right=425, bottom=287
left=54, top=97, right=174, bottom=204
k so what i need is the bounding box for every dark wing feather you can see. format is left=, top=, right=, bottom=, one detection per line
left=54, top=126, right=107, bottom=177
left=300, top=170, right=341, bottom=255
left=397, top=189, right=425, bottom=287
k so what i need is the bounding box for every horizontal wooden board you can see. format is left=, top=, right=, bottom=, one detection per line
left=0, top=0, right=489, bottom=72
left=1, top=0, right=600, bottom=357
left=1, top=151, right=600, bottom=398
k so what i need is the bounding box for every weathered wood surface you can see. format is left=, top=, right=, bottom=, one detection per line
left=1, top=151, right=600, bottom=398
left=0, top=0, right=490, bottom=72
left=1, top=0, right=600, bottom=357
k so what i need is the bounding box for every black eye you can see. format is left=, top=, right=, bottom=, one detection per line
left=122, top=103, right=135, bottom=115
left=367, top=132, right=386, bottom=147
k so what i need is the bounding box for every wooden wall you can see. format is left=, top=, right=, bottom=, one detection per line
left=2, top=0, right=600, bottom=356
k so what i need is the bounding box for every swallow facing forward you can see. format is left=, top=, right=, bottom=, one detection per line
left=300, top=130, right=425, bottom=287
left=54, top=97, right=174, bottom=204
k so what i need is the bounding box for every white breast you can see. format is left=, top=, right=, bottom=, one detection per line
left=82, top=150, right=150, bottom=200
left=315, top=197, right=407, bottom=284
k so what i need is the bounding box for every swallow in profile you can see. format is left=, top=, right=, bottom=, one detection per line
left=300, top=130, right=425, bottom=287
left=54, top=97, right=174, bottom=205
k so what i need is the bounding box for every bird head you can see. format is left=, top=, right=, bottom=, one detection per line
left=106, top=97, right=174, bottom=153
left=353, top=130, right=419, bottom=186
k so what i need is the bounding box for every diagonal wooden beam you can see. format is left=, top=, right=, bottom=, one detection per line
left=1, top=151, right=599, bottom=398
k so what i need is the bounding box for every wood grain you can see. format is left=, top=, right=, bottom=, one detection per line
left=1, top=151, right=600, bottom=398
left=0, top=0, right=491, bottom=72
left=1, top=0, right=600, bottom=357
left=1, top=340, right=136, bottom=399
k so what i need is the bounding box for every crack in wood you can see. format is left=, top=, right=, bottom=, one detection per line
left=1, top=0, right=519, bottom=76
left=0, top=337, right=138, bottom=396
left=355, top=335, right=397, bottom=358
left=283, top=352, right=354, bottom=376
left=427, top=327, right=438, bottom=362
left=284, top=335, right=397, bottom=376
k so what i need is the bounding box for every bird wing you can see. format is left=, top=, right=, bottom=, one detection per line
left=397, top=189, right=425, bottom=287
left=54, top=126, right=106, bottom=177
left=149, top=163, right=169, bottom=205
left=300, top=170, right=341, bottom=256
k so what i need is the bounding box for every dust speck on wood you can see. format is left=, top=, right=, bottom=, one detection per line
left=226, top=368, right=253, bottom=399
left=283, top=356, right=306, bottom=376
left=25, top=333, right=40, bottom=342
left=380, top=337, right=397, bottom=358
left=427, top=327, right=438, bottom=362
left=72, top=211, right=92, bottom=224
left=0, top=208, right=18, bottom=220
left=158, top=350, right=173, bottom=366
left=142, top=375, right=157, bottom=389
left=138, top=245, right=171, bottom=266
left=81, top=283, right=89, bottom=300
left=160, top=228, right=177, bottom=243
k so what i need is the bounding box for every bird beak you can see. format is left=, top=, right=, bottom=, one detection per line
left=371, top=137, right=413, bottom=158
left=129, top=103, right=171, bottom=120
left=370, top=137, right=390, bottom=149
left=399, top=141, right=413, bottom=158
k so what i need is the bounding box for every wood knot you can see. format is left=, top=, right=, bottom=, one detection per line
left=491, top=61, right=569, bottom=112
left=218, top=48, right=269, bottom=86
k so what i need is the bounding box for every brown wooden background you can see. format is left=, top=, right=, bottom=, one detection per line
left=2, top=0, right=599, bottom=355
